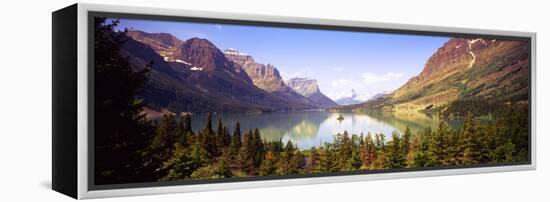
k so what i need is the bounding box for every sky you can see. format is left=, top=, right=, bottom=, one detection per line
left=115, top=18, right=449, bottom=101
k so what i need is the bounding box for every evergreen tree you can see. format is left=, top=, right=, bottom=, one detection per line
left=361, top=132, right=377, bottom=168
left=200, top=113, right=217, bottom=155
left=93, top=17, right=155, bottom=184
left=223, top=126, right=231, bottom=146
left=276, top=140, right=299, bottom=175
left=290, top=150, right=306, bottom=173
left=259, top=151, right=277, bottom=176
left=240, top=130, right=256, bottom=174
left=347, top=149, right=363, bottom=170
left=182, top=113, right=193, bottom=138
left=430, top=122, right=449, bottom=166
left=252, top=128, right=265, bottom=168
left=211, top=159, right=233, bottom=179
left=149, top=114, right=178, bottom=174
left=338, top=131, right=353, bottom=168
left=319, top=143, right=340, bottom=172
left=216, top=118, right=225, bottom=152
left=402, top=126, right=412, bottom=155
left=306, top=147, right=319, bottom=172
left=160, top=143, right=207, bottom=180
left=406, top=135, right=420, bottom=167
left=176, top=115, right=190, bottom=146
left=384, top=132, right=406, bottom=169
left=459, top=114, right=481, bottom=164
left=413, top=127, right=436, bottom=167
left=228, top=122, right=242, bottom=163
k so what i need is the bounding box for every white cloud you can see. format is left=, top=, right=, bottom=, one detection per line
left=331, top=79, right=352, bottom=88
left=280, top=68, right=314, bottom=80
left=332, top=67, right=344, bottom=72
left=361, top=72, right=405, bottom=85
left=326, top=79, right=366, bottom=100
left=215, top=24, right=223, bottom=31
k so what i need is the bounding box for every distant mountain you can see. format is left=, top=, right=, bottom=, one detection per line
left=123, top=30, right=315, bottom=113
left=286, top=78, right=338, bottom=108
left=331, top=37, right=530, bottom=112
left=223, top=49, right=322, bottom=108
left=334, top=89, right=364, bottom=106
left=367, top=92, right=389, bottom=101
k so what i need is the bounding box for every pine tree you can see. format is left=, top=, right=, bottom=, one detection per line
left=160, top=143, right=206, bottom=181
left=211, top=159, right=233, bottom=179
left=216, top=118, right=225, bottom=152
left=276, top=140, right=298, bottom=175
left=406, top=135, right=420, bottom=167
left=259, top=151, right=277, bottom=176
left=413, top=127, right=436, bottom=167
left=176, top=115, right=190, bottom=146
left=306, top=147, right=319, bottom=172
left=459, top=114, right=480, bottom=165
left=384, top=132, right=406, bottom=169
left=402, top=126, right=412, bottom=155
left=252, top=128, right=265, bottom=168
left=201, top=113, right=217, bottom=156
left=361, top=132, right=377, bottom=168
left=347, top=149, right=363, bottom=170
left=319, top=143, right=340, bottom=172
left=93, top=17, right=154, bottom=184
left=183, top=113, right=193, bottom=135
left=149, top=114, right=178, bottom=173
left=223, top=126, right=231, bottom=146
left=228, top=122, right=242, bottom=163
left=338, top=131, right=353, bottom=168
left=290, top=150, right=305, bottom=173
left=240, top=130, right=256, bottom=174
left=430, top=122, right=449, bottom=166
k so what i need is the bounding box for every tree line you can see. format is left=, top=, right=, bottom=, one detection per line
left=138, top=108, right=528, bottom=181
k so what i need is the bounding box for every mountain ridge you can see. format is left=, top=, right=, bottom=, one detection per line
left=330, top=37, right=529, bottom=113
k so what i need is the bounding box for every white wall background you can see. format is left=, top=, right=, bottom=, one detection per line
left=0, top=0, right=547, bottom=201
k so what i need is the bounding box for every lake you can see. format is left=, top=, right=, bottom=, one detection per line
left=188, top=111, right=464, bottom=149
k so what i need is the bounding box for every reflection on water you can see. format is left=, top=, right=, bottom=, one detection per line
left=189, top=110, right=463, bottom=149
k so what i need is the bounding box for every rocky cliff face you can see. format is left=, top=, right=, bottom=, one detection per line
left=223, top=49, right=286, bottom=92
left=287, top=78, right=338, bottom=108
left=223, top=48, right=326, bottom=108
left=332, top=37, right=530, bottom=112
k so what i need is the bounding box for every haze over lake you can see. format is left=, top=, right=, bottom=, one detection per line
left=188, top=111, right=464, bottom=149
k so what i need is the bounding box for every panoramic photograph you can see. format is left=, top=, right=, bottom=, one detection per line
left=93, top=17, right=530, bottom=185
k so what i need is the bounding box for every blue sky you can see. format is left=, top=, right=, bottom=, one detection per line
left=116, top=18, right=449, bottom=101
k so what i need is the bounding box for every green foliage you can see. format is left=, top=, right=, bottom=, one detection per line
left=318, top=143, right=340, bottom=172
left=160, top=143, right=208, bottom=181
left=130, top=108, right=529, bottom=181
left=149, top=114, right=178, bottom=167
left=384, top=132, right=406, bottom=169
left=94, top=17, right=156, bottom=184
left=228, top=122, right=242, bottom=159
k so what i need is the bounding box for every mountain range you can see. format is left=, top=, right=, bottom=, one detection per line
left=121, top=30, right=337, bottom=113
left=333, top=89, right=365, bottom=106
left=331, top=37, right=530, bottom=112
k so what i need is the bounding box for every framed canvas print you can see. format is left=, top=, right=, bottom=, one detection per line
left=52, top=3, right=536, bottom=199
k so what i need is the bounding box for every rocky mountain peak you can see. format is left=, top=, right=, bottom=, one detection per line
left=286, top=78, right=320, bottom=96
left=127, top=30, right=184, bottom=52
left=287, top=77, right=337, bottom=108
left=224, top=48, right=286, bottom=92
left=176, top=38, right=234, bottom=72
